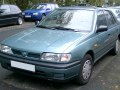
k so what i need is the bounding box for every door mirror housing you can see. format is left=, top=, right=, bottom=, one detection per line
left=96, top=25, right=108, bottom=33
left=46, top=8, right=50, bottom=11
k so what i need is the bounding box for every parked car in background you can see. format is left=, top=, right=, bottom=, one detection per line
left=77, top=3, right=92, bottom=6
left=0, top=7, right=120, bottom=85
left=22, top=3, right=59, bottom=21
left=106, top=7, right=120, bottom=22
left=0, top=4, right=23, bottom=26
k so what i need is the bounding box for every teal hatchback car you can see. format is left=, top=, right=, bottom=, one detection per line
left=0, top=7, right=120, bottom=85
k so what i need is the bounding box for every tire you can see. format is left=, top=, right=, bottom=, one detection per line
left=110, top=39, right=119, bottom=55
left=35, top=21, right=40, bottom=25
left=41, top=14, right=46, bottom=20
left=75, top=54, right=93, bottom=85
left=17, top=17, right=23, bottom=25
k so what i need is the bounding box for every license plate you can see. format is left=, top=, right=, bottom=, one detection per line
left=11, top=61, right=35, bottom=72
left=25, top=15, right=31, bottom=18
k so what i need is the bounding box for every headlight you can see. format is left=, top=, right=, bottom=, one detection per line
left=41, top=53, right=71, bottom=62
left=33, top=13, right=38, bottom=15
left=22, top=12, right=25, bottom=15
left=0, top=45, right=13, bottom=54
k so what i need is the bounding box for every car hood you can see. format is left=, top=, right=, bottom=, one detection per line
left=1, top=28, right=88, bottom=53
left=24, top=9, right=43, bottom=13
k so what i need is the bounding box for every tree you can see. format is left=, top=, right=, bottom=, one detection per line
left=15, top=0, right=28, bottom=10
left=0, top=0, right=120, bottom=10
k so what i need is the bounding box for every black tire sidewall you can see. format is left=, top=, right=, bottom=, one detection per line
left=114, top=39, right=119, bottom=55
left=76, top=54, right=93, bottom=85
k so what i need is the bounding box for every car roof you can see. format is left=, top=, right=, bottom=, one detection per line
left=35, top=3, right=58, bottom=5
left=57, top=6, right=103, bottom=11
left=104, top=7, right=120, bottom=11
left=0, top=4, right=17, bottom=6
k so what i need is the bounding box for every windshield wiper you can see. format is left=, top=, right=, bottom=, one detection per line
left=37, top=25, right=81, bottom=32
left=37, top=25, right=51, bottom=29
left=51, top=26, right=75, bottom=31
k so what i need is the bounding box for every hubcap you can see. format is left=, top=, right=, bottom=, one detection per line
left=82, top=60, right=92, bottom=80
left=42, top=15, right=45, bottom=19
left=18, top=18, right=22, bottom=24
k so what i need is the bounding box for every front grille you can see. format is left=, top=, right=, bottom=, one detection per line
left=12, top=49, right=21, bottom=55
left=25, top=13, right=32, bottom=15
left=12, top=49, right=40, bottom=59
left=28, top=53, right=40, bottom=59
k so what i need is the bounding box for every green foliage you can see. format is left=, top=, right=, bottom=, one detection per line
left=0, top=0, right=120, bottom=10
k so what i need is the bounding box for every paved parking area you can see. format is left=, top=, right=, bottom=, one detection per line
left=0, top=22, right=34, bottom=32
left=0, top=22, right=120, bottom=90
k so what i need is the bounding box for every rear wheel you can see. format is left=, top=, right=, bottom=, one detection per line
left=17, top=17, right=23, bottom=25
left=110, top=39, right=119, bottom=55
left=76, top=54, right=93, bottom=85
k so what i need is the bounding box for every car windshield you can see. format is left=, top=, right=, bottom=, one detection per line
left=31, top=4, right=46, bottom=9
left=38, top=9, right=94, bottom=32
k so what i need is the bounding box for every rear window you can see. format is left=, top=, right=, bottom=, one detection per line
left=9, top=5, right=21, bottom=13
left=110, top=9, right=120, bottom=18
left=31, top=4, right=46, bottom=9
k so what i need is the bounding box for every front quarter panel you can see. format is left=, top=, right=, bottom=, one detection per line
left=64, top=33, right=97, bottom=63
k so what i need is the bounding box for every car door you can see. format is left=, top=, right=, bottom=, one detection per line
left=94, top=10, right=110, bottom=60
left=0, top=7, right=4, bottom=25
left=104, top=10, right=119, bottom=48
left=9, top=5, right=22, bottom=23
left=0, top=5, right=11, bottom=25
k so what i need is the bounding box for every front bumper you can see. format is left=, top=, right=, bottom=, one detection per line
left=0, top=52, right=81, bottom=81
left=23, top=15, right=42, bottom=21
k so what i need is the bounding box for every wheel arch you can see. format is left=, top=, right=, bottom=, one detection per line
left=42, top=13, right=46, bottom=16
left=18, top=13, right=23, bottom=18
left=86, top=50, right=94, bottom=62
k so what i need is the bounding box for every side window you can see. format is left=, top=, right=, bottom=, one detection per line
left=51, top=4, right=55, bottom=11
left=0, top=5, right=10, bottom=13
left=10, top=5, right=21, bottom=13
left=104, top=10, right=117, bottom=27
left=46, top=4, right=51, bottom=10
left=116, top=9, right=120, bottom=18
left=97, top=10, right=107, bottom=28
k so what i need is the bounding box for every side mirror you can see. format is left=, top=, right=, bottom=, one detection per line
left=46, top=8, right=50, bottom=11
left=96, top=25, right=108, bottom=33
left=35, top=21, right=40, bottom=26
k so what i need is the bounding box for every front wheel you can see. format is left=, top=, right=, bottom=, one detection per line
left=41, top=14, right=46, bottom=20
left=75, top=54, right=93, bottom=85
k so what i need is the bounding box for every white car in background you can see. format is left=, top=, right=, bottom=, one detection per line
left=106, top=7, right=120, bottom=22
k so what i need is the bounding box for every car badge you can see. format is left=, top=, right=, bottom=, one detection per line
left=22, top=52, right=28, bottom=57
